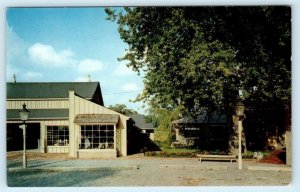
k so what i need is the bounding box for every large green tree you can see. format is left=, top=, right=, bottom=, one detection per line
left=108, top=104, right=137, bottom=115
left=106, top=7, right=291, bottom=118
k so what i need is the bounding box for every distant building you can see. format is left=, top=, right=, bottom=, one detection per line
left=130, top=114, right=155, bottom=140
left=171, top=111, right=228, bottom=150
left=171, top=107, right=288, bottom=151
left=6, top=82, right=130, bottom=158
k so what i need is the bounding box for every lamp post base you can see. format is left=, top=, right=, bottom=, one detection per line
left=23, top=153, right=27, bottom=168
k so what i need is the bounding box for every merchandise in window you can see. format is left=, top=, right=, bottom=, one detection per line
left=47, top=126, right=69, bottom=146
left=79, top=125, right=114, bottom=149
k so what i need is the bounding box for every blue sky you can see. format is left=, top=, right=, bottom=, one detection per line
left=6, top=7, right=146, bottom=114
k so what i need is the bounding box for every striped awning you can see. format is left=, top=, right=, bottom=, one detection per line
left=74, top=114, right=119, bottom=124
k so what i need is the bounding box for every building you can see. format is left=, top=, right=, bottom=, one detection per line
left=130, top=114, right=155, bottom=140
left=171, top=107, right=288, bottom=152
left=171, top=111, right=228, bottom=150
left=6, top=82, right=130, bottom=158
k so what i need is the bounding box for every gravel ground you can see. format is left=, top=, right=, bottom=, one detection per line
left=6, top=151, right=292, bottom=187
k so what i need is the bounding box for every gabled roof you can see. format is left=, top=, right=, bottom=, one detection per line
left=171, top=111, right=227, bottom=124
left=7, top=82, right=104, bottom=105
left=130, top=114, right=155, bottom=130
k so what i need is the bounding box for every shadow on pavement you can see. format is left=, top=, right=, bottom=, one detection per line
left=7, top=168, right=118, bottom=187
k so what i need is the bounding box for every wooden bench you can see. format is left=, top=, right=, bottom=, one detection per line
left=196, top=154, right=236, bottom=163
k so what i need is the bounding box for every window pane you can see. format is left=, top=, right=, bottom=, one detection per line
left=79, top=124, right=114, bottom=150
left=107, top=125, right=114, bottom=130
left=47, top=126, right=69, bottom=146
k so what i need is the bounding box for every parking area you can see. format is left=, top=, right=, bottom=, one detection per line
left=7, top=151, right=291, bottom=186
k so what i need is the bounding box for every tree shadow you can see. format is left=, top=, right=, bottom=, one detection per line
left=127, top=127, right=161, bottom=155
left=7, top=168, right=118, bottom=187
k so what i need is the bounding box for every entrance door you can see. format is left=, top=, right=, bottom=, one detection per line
left=7, top=123, right=41, bottom=151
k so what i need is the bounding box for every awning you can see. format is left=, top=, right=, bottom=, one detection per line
left=74, top=114, right=119, bottom=124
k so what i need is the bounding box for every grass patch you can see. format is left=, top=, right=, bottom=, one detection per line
left=145, top=143, right=201, bottom=157
left=243, top=150, right=271, bottom=159
left=160, top=147, right=199, bottom=153
left=145, top=151, right=198, bottom=158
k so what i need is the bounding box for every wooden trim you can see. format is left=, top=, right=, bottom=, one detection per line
left=74, top=122, right=117, bottom=125
left=7, top=98, right=70, bottom=101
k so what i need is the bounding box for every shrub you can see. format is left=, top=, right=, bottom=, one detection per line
left=145, top=151, right=197, bottom=158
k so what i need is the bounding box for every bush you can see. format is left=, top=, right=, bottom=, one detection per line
left=145, top=151, right=197, bottom=158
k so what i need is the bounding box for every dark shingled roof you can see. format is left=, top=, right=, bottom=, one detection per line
left=74, top=114, right=119, bottom=124
left=130, top=114, right=155, bottom=130
left=7, top=109, right=69, bottom=120
left=171, top=111, right=227, bottom=124
left=7, top=82, right=101, bottom=100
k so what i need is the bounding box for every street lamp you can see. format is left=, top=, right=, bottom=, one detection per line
left=19, top=103, right=29, bottom=168
left=235, top=98, right=245, bottom=170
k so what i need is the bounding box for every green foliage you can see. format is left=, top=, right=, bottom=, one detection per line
left=107, top=104, right=137, bottom=115
left=243, top=150, right=271, bottom=159
left=145, top=151, right=198, bottom=158
left=106, top=7, right=291, bottom=116
left=152, top=106, right=183, bottom=144
left=144, top=114, right=159, bottom=127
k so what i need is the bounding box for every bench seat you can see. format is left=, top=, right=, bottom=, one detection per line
left=196, top=154, right=237, bottom=163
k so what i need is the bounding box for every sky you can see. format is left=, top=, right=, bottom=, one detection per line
left=6, top=7, right=147, bottom=114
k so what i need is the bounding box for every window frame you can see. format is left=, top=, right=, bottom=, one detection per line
left=79, top=124, right=116, bottom=150
left=46, top=125, right=69, bottom=146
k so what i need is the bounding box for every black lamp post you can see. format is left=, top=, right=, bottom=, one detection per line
left=235, top=98, right=245, bottom=170
left=19, top=103, right=29, bottom=168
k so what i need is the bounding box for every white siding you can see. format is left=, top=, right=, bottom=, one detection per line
left=68, top=90, right=129, bottom=157
left=40, top=120, right=69, bottom=153
left=7, top=99, right=69, bottom=109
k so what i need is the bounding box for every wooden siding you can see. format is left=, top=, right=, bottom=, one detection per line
left=40, top=120, right=69, bottom=153
left=7, top=99, right=69, bottom=109
left=47, top=146, right=69, bottom=153
left=69, top=90, right=129, bottom=157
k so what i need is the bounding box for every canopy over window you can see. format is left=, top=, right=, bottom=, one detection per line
left=74, top=114, right=119, bottom=124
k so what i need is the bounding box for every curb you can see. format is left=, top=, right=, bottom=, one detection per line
left=160, top=164, right=228, bottom=170
left=8, top=166, right=139, bottom=172
left=247, top=166, right=291, bottom=172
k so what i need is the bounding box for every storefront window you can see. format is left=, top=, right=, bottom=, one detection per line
left=79, top=125, right=114, bottom=149
left=47, top=126, right=69, bottom=146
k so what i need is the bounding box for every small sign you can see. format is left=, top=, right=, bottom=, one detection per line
left=19, top=124, right=26, bottom=130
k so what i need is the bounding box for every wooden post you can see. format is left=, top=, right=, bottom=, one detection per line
left=238, top=120, right=242, bottom=170
left=22, top=124, right=27, bottom=168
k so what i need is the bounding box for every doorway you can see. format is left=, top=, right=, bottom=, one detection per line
left=7, top=123, right=41, bottom=151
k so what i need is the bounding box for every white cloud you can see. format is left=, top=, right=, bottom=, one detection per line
left=77, top=59, right=103, bottom=74
left=120, top=83, right=139, bottom=92
left=23, top=71, right=43, bottom=80
left=6, top=65, right=43, bottom=81
left=6, top=22, right=30, bottom=67
left=74, top=76, right=90, bottom=82
left=113, top=63, right=135, bottom=76
left=28, top=43, right=76, bottom=66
